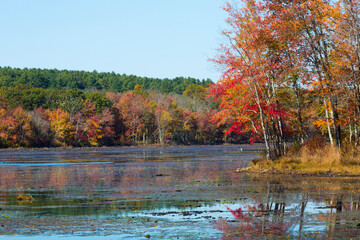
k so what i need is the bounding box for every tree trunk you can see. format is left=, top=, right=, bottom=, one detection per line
left=293, top=80, right=305, bottom=143
left=253, top=83, right=271, bottom=160
left=330, top=95, right=341, bottom=147
left=350, top=121, right=353, bottom=144
left=324, top=98, right=334, bottom=145
left=355, top=111, right=358, bottom=145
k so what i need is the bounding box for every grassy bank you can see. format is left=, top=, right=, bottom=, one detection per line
left=239, top=143, right=360, bottom=176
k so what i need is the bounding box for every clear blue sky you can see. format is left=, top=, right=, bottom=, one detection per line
left=0, top=0, right=227, bottom=81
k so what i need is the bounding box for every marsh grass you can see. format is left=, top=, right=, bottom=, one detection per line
left=250, top=139, right=360, bottom=174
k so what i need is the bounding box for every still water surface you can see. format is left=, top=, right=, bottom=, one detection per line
left=0, top=145, right=360, bottom=239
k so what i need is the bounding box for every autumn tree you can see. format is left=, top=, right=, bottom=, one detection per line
left=210, top=0, right=360, bottom=156
left=265, top=0, right=360, bottom=147
left=84, top=115, right=104, bottom=146
left=46, top=108, right=74, bottom=146
left=29, top=107, right=52, bottom=147
left=12, top=107, right=32, bottom=147
left=155, top=107, right=173, bottom=145
left=335, top=0, right=360, bottom=144
left=99, top=108, right=116, bottom=145
left=115, top=92, right=147, bottom=142
left=210, top=0, right=292, bottom=159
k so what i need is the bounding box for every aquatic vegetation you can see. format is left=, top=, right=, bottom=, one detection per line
left=16, top=194, right=34, bottom=204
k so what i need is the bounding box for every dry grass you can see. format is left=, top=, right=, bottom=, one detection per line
left=249, top=144, right=360, bottom=174
left=299, top=145, right=341, bottom=165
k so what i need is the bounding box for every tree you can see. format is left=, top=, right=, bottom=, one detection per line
left=29, top=107, right=52, bottom=147
left=46, top=109, right=74, bottom=146
left=0, top=107, right=32, bottom=147
left=84, top=115, right=104, bottom=146
left=155, top=107, right=173, bottom=144
left=210, top=0, right=291, bottom=159
left=183, top=84, right=206, bottom=100
left=84, top=92, right=112, bottom=114
left=116, top=92, right=145, bottom=142
left=12, top=107, right=32, bottom=147
left=99, top=108, right=116, bottom=145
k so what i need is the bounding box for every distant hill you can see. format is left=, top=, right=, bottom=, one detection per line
left=0, top=67, right=213, bottom=94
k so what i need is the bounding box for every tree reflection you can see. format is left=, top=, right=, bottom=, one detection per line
left=217, top=181, right=293, bottom=239
left=3, top=151, right=360, bottom=238
left=313, top=195, right=360, bottom=239
left=217, top=178, right=360, bottom=239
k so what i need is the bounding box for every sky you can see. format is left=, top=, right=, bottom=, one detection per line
left=0, top=0, right=228, bottom=81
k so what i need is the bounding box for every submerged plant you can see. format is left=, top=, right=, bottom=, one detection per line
left=16, top=194, right=34, bottom=204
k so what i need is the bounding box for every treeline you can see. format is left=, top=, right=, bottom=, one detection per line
left=0, top=67, right=212, bottom=94
left=0, top=84, right=245, bottom=148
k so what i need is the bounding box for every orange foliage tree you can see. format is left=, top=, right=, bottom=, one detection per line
left=210, top=0, right=292, bottom=159
left=210, top=0, right=360, bottom=155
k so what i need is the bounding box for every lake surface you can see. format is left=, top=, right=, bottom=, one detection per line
left=0, top=145, right=360, bottom=239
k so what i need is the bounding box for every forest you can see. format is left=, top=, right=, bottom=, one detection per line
left=0, top=67, right=212, bottom=94
left=210, top=0, right=360, bottom=160
left=0, top=68, right=247, bottom=148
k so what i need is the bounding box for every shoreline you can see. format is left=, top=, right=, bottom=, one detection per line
left=236, top=166, right=360, bottom=177
left=0, top=143, right=264, bottom=153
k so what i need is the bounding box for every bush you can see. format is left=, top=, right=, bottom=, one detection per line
left=303, top=135, right=326, bottom=154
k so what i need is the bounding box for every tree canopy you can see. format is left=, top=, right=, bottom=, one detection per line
left=0, top=67, right=212, bottom=94
left=210, top=0, right=360, bottom=159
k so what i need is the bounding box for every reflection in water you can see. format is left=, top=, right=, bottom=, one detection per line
left=0, top=146, right=360, bottom=239
left=217, top=181, right=291, bottom=239
left=217, top=177, right=360, bottom=239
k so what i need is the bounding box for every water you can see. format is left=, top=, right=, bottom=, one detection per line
left=0, top=145, right=359, bottom=239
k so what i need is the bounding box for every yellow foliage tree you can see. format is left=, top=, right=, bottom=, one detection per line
left=46, top=109, right=74, bottom=146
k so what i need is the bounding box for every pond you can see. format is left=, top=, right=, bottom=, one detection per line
left=0, top=145, right=359, bottom=239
